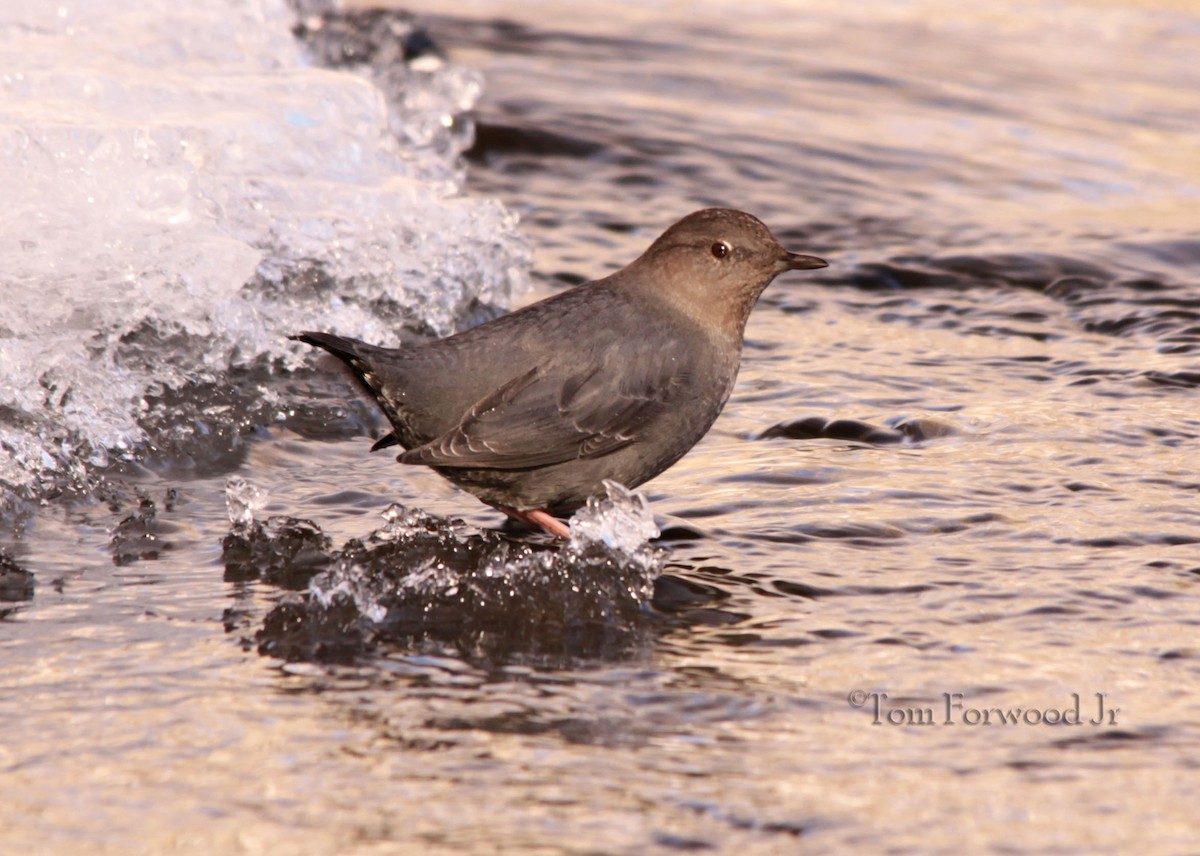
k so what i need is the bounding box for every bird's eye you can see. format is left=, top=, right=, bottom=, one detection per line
left=711, top=241, right=730, bottom=259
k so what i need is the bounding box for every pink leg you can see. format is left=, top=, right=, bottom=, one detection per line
left=523, top=508, right=571, bottom=540
left=489, top=503, right=571, bottom=540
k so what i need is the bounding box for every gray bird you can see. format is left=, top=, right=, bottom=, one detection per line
left=292, top=208, right=827, bottom=538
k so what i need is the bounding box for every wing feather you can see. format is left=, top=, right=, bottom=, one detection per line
left=396, top=342, right=686, bottom=471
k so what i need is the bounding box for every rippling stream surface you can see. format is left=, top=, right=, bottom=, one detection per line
left=3, top=0, right=1199, bottom=853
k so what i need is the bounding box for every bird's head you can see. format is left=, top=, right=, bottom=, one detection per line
left=623, top=208, right=827, bottom=336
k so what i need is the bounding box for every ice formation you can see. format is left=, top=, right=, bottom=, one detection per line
left=566, top=480, right=662, bottom=556
left=225, top=476, right=271, bottom=530
left=262, top=482, right=667, bottom=661
left=0, top=0, right=530, bottom=514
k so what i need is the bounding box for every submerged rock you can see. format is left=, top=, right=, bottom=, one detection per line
left=759, top=414, right=957, bottom=445
left=246, top=482, right=667, bottom=666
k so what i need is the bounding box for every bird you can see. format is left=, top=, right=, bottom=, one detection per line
left=291, top=208, right=827, bottom=539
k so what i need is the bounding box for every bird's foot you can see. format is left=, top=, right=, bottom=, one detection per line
left=524, top=508, right=571, bottom=540
left=494, top=505, right=571, bottom=540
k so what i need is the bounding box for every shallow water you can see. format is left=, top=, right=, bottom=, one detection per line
left=3, top=0, right=1200, bottom=853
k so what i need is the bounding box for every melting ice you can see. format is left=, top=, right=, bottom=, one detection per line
left=0, top=0, right=530, bottom=514
left=225, top=475, right=270, bottom=530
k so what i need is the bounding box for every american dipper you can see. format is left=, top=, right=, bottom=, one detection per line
left=292, top=208, right=827, bottom=538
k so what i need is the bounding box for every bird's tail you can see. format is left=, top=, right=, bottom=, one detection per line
left=290, top=331, right=400, bottom=451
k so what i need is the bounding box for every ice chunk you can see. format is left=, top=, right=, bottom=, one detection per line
left=567, top=480, right=662, bottom=557
left=309, top=559, right=390, bottom=625
left=225, top=476, right=270, bottom=531
left=376, top=502, right=466, bottom=541
left=307, top=488, right=663, bottom=618
left=0, top=0, right=531, bottom=514
left=279, top=493, right=666, bottom=663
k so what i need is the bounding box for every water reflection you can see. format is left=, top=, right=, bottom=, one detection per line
left=4, top=0, right=1200, bottom=852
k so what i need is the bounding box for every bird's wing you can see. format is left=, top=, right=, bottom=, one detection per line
left=396, top=343, right=687, bottom=471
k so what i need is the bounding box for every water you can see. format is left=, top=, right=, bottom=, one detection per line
left=3, top=0, right=1199, bottom=852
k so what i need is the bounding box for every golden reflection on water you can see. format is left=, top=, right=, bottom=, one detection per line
left=4, top=0, right=1199, bottom=853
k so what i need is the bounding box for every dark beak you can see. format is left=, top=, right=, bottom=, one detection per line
left=777, top=251, right=828, bottom=272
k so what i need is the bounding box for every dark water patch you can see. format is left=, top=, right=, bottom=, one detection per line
left=872, top=634, right=941, bottom=650
left=733, top=635, right=817, bottom=649
left=808, top=68, right=901, bottom=89
left=0, top=551, right=34, bottom=606
left=1117, top=238, right=1200, bottom=270
left=690, top=564, right=737, bottom=578
left=469, top=122, right=607, bottom=162
left=775, top=216, right=917, bottom=255
left=654, top=522, right=710, bottom=542
left=653, top=574, right=731, bottom=610
left=850, top=583, right=939, bottom=597
left=1064, top=371, right=1135, bottom=388
left=1143, top=370, right=1200, bottom=389
left=1044, top=273, right=1200, bottom=345
left=757, top=415, right=956, bottom=445
left=798, top=522, right=905, bottom=541
left=222, top=516, right=335, bottom=588
left=1141, top=424, right=1200, bottom=441
left=1158, top=648, right=1199, bottom=661
left=375, top=670, right=815, bottom=757
left=714, top=470, right=833, bottom=488
left=1077, top=589, right=1134, bottom=606
left=653, top=832, right=715, bottom=851
left=673, top=504, right=759, bottom=521
left=109, top=490, right=178, bottom=566
left=1064, top=481, right=1113, bottom=493
left=1125, top=585, right=1183, bottom=600
left=841, top=261, right=955, bottom=291
left=423, top=13, right=678, bottom=60
left=834, top=253, right=1200, bottom=354
left=310, top=489, right=393, bottom=508
left=896, top=517, right=971, bottom=536
left=730, top=531, right=812, bottom=548
left=1023, top=605, right=1084, bottom=616
left=672, top=608, right=749, bottom=628
left=1051, top=726, right=1171, bottom=751
left=774, top=580, right=839, bottom=600
left=546, top=270, right=589, bottom=287
left=964, top=323, right=1057, bottom=343
left=847, top=253, right=1107, bottom=294
left=651, top=574, right=747, bottom=627
left=935, top=253, right=1108, bottom=290
left=1137, top=476, right=1200, bottom=492
left=809, top=627, right=864, bottom=640
left=771, top=579, right=939, bottom=602
left=673, top=800, right=810, bottom=840
left=1063, top=534, right=1200, bottom=549
left=760, top=416, right=902, bottom=444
